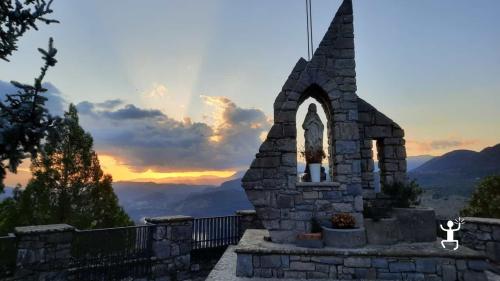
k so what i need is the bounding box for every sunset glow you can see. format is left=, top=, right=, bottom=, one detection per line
left=98, top=155, right=236, bottom=184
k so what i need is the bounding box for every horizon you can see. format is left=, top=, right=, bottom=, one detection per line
left=2, top=0, right=500, bottom=187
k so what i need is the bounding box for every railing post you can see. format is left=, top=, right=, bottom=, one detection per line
left=235, top=210, right=263, bottom=239
left=14, top=224, right=75, bottom=280
left=145, top=215, right=193, bottom=281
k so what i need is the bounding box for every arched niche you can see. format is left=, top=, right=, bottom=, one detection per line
left=295, top=84, right=334, bottom=182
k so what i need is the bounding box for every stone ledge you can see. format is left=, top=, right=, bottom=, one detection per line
left=145, top=215, right=193, bottom=224
left=235, top=229, right=485, bottom=259
left=208, top=246, right=369, bottom=281
left=464, top=217, right=500, bottom=226
left=236, top=210, right=257, bottom=216
left=14, top=224, right=75, bottom=234
left=296, top=182, right=342, bottom=189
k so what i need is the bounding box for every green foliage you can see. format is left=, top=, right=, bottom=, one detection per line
left=310, top=218, right=322, bottom=233
left=0, top=38, right=59, bottom=191
left=0, top=105, right=132, bottom=234
left=461, top=175, right=500, bottom=219
left=1, top=0, right=59, bottom=61
left=382, top=180, right=423, bottom=208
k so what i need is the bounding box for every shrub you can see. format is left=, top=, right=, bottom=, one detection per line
left=382, top=180, right=423, bottom=208
left=331, top=213, right=356, bottom=229
left=461, top=175, right=500, bottom=219
left=311, top=218, right=322, bottom=233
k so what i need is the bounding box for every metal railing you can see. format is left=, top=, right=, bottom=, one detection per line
left=192, top=215, right=240, bottom=250
left=70, top=224, right=155, bottom=280
left=0, top=234, right=16, bottom=278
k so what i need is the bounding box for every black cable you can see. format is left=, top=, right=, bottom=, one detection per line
left=309, top=0, right=313, bottom=57
left=306, top=0, right=311, bottom=60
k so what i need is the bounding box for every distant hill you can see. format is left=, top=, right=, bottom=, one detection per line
left=170, top=179, right=253, bottom=217
left=113, top=181, right=216, bottom=223
left=410, top=144, right=500, bottom=196
left=113, top=179, right=254, bottom=223
left=407, top=155, right=435, bottom=171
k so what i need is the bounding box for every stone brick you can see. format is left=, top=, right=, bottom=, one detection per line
left=311, top=256, right=344, bottom=265
left=260, top=255, right=282, bottom=268
left=415, top=259, right=436, bottom=273
left=463, top=271, right=487, bottom=281
left=344, top=257, right=371, bottom=268
left=378, top=272, right=402, bottom=280
left=254, top=268, right=272, bottom=278
left=283, top=271, right=306, bottom=279
left=277, top=195, right=294, bottom=208
left=442, top=265, right=456, bottom=281
left=307, top=271, right=329, bottom=278
left=236, top=254, right=253, bottom=277
left=290, top=261, right=315, bottom=271
left=467, top=260, right=488, bottom=271
left=403, top=273, right=425, bottom=280
left=372, top=258, right=388, bottom=268
left=389, top=261, right=415, bottom=272
left=316, top=264, right=330, bottom=273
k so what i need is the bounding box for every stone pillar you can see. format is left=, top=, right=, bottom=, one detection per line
left=145, top=215, right=193, bottom=281
left=236, top=210, right=264, bottom=238
left=14, top=224, right=74, bottom=280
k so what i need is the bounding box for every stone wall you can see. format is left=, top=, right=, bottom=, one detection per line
left=1, top=211, right=258, bottom=280
left=357, top=98, right=407, bottom=191
left=459, top=217, right=500, bottom=263
left=239, top=254, right=488, bottom=280
left=236, top=229, right=489, bottom=281
left=14, top=224, right=74, bottom=280
left=236, top=210, right=265, bottom=238
left=145, top=215, right=193, bottom=281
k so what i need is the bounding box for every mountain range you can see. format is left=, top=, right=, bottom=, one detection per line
left=2, top=144, right=498, bottom=222
left=409, top=144, right=500, bottom=196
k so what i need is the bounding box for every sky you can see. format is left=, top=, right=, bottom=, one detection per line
left=2, top=0, right=500, bottom=186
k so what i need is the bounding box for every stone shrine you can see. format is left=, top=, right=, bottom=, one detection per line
left=226, top=1, right=492, bottom=280
left=242, top=0, right=406, bottom=244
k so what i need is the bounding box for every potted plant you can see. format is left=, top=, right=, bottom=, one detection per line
left=382, top=180, right=436, bottom=242
left=296, top=219, right=323, bottom=248
left=322, top=213, right=366, bottom=248
left=299, top=149, right=326, bottom=182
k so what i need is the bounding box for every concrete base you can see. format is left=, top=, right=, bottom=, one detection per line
left=364, top=218, right=399, bottom=245
left=233, top=229, right=490, bottom=280
left=322, top=226, right=366, bottom=248
left=393, top=207, right=437, bottom=243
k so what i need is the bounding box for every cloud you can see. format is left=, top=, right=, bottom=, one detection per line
left=102, top=104, right=165, bottom=120
left=96, top=99, right=123, bottom=109
left=76, top=102, right=165, bottom=120
left=0, top=80, right=66, bottom=116
left=76, top=96, right=272, bottom=172
left=407, top=139, right=478, bottom=154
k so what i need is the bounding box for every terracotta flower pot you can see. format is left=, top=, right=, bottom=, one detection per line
left=296, top=232, right=323, bottom=248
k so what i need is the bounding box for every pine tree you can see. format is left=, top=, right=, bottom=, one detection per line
left=0, top=105, right=132, bottom=234
left=0, top=38, right=59, bottom=191
left=1, top=0, right=58, bottom=61
left=1, top=0, right=59, bottom=190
